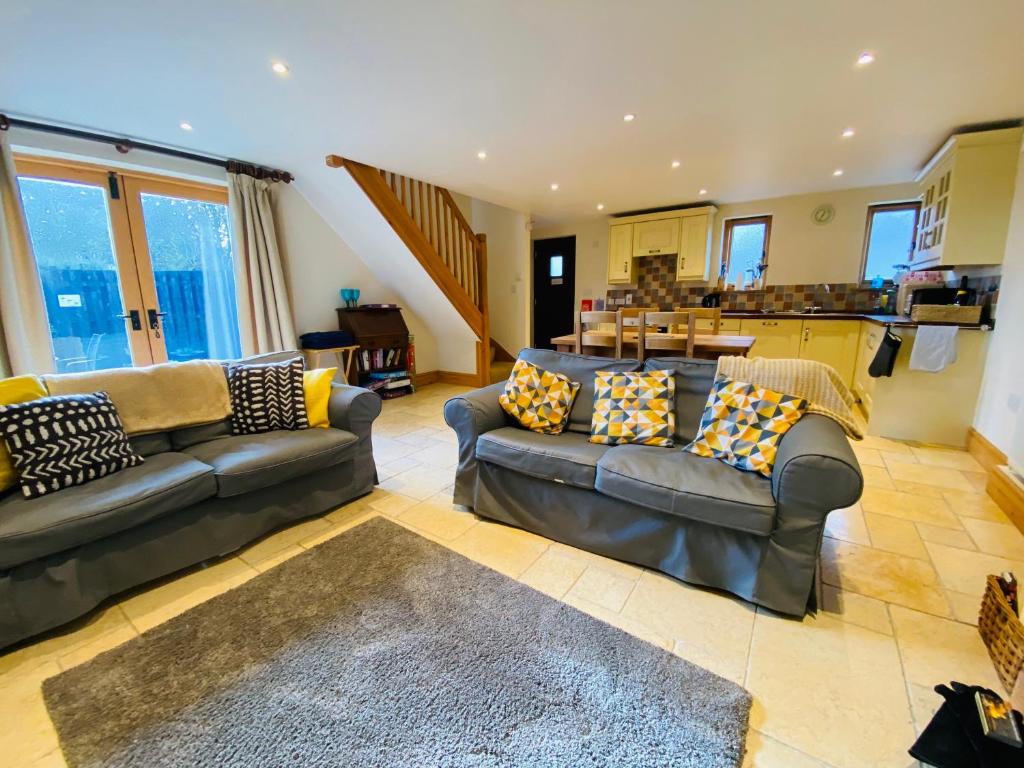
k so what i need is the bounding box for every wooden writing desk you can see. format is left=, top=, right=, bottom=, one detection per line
left=550, top=331, right=755, bottom=359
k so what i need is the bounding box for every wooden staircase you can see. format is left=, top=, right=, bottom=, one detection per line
left=326, top=155, right=490, bottom=386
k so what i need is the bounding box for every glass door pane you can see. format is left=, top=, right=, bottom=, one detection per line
left=127, top=182, right=241, bottom=362
left=17, top=172, right=149, bottom=372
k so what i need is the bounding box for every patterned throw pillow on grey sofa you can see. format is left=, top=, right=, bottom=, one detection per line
left=0, top=392, right=143, bottom=499
left=228, top=357, right=309, bottom=435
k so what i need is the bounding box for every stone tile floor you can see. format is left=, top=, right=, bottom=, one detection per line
left=2, top=383, right=1022, bottom=768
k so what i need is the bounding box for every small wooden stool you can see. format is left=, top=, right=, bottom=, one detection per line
left=301, top=345, right=359, bottom=384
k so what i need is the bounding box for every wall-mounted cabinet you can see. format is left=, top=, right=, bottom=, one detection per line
left=632, top=217, right=680, bottom=257
left=607, top=223, right=637, bottom=284
left=606, top=205, right=717, bottom=285
left=912, top=126, right=1022, bottom=269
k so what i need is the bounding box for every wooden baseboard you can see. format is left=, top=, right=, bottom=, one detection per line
left=438, top=370, right=480, bottom=387
left=414, top=370, right=439, bottom=387
left=967, top=427, right=1007, bottom=474
left=988, top=466, right=1024, bottom=534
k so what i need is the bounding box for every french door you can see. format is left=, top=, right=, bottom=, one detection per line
left=15, top=157, right=241, bottom=372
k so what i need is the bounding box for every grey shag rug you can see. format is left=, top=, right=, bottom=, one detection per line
left=44, top=516, right=751, bottom=767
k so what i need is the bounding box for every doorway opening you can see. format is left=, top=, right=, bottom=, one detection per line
left=532, top=236, right=576, bottom=349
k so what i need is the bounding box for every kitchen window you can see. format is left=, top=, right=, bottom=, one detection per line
left=16, top=156, right=241, bottom=372
left=862, top=202, right=920, bottom=283
left=723, top=215, right=771, bottom=288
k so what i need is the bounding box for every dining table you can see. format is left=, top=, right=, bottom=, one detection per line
left=550, top=330, right=756, bottom=359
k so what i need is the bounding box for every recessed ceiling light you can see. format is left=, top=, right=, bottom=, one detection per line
left=841, top=128, right=856, bottom=139
left=671, top=160, right=681, bottom=169
left=623, top=113, right=636, bottom=122
left=550, top=183, right=559, bottom=191
left=179, top=122, right=193, bottom=132
left=856, top=51, right=875, bottom=66
left=596, top=203, right=605, bottom=211
left=271, top=60, right=290, bottom=75
left=477, top=150, right=487, bottom=160
left=833, top=168, right=844, bottom=177
left=698, top=188, right=708, bottom=196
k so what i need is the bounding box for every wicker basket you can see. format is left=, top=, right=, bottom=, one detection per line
left=979, top=575, right=1024, bottom=693
left=910, top=304, right=983, bottom=323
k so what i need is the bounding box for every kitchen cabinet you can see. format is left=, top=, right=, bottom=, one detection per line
left=695, top=318, right=742, bottom=335
left=632, top=217, right=680, bottom=257
left=913, top=126, right=1022, bottom=268
left=607, top=223, right=637, bottom=284
left=799, top=320, right=860, bottom=387
left=676, top=212, right=713, bottom=282
left=852, top=322, right=884, bottom=415
left=739, top=319, right=803, bottom=358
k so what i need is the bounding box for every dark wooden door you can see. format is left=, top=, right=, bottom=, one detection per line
left=532, top=236, right=576, bottom=349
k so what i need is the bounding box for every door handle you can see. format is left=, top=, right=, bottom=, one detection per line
left=117, top=310, right=142, bottom=331
left=147, top=308, right=167, bottom=330
left=649, top=249, right=660, bottom=254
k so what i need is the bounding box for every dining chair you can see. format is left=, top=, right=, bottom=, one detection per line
left=637, top=311, right=697, bottom=359
left=574, top=311, right=622, bottom=357
left=672, top=306, right=722, bottom=334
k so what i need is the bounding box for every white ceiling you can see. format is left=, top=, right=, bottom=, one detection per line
left=2, top=0, right=1023, bottom=226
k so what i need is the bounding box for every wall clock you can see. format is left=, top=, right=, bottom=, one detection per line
left=812, top=204, right=835, bottom=225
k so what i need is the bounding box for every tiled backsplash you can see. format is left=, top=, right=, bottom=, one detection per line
left=603, top=254, right=1001, bottom=314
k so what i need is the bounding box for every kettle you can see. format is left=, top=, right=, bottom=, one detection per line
left=702, top=292, right=721, bottom=308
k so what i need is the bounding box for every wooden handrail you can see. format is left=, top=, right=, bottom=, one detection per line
left=326, top=155, right=488, bottom=372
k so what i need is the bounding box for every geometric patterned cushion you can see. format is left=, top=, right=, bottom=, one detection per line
left=684, top=375, right=808, bottom=477
left=228, top=358, right=309, bottom=435
left=590, top=370, right=676, bottom=447
left=498, top=359, right=580, bottom=435
left=0, top=391, right=144, bottom=499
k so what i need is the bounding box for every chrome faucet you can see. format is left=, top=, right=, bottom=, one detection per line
left=819, top=283, right=831, bottom=294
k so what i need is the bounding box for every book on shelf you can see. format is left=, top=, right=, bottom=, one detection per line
left=367, top=370, right=408, bottom=380
left=383, top=378, right=411, bottom=390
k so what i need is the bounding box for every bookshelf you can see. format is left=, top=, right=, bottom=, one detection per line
left=336, top=306, right=414, bottom=398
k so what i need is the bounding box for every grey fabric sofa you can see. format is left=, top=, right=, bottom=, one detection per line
left=444, top=348, right=863, bottom=616
left=0, top=354, right=381, bottom=649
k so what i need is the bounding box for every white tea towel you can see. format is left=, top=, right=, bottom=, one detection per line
left=909, top=326, right=958, bottom=372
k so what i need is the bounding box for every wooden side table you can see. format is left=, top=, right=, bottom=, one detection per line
left=301, top=346, right=359, bottom=384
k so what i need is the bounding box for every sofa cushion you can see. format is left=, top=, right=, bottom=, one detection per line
left=518, top=348, right=641, bottom=435
left=170, top=419, right=232, bottom=450
left=129, top=431, right=172, bottom=457
left=0, top=453, right=216, bottom=570
left=643, top=358, right=718, bottom=443
left=183, top=428, right=358, bottom=498
left=477, top=427, right=611, bottom=490
left=595, top=444, right=777, bottom=535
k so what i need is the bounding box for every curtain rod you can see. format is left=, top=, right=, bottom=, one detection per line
left=0, top=113, right=293, bottom=184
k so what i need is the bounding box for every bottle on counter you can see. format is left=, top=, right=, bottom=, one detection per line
left=954, top=275, right=970, bottom=305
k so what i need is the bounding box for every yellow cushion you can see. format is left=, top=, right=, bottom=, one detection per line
left=590, top=370, right=676, bottom=447
left=498, top=359, right=580, bottom=435
left=684, top=375, right=808, bottom=477
left=0, top=375, right=48, bottom=491
left=303, top=368, right=337, bottom=429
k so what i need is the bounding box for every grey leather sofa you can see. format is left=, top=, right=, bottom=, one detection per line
left=0, top=355, right=381, bottom=649
left=444, top=348, right=863, bottom=616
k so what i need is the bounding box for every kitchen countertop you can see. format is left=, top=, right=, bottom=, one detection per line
left=717, top=311, right=989, bottom=329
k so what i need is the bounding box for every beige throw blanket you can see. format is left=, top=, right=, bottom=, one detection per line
left=44, top=360, right=231, bottom=434
left=716, top=356, right=863, bottom=439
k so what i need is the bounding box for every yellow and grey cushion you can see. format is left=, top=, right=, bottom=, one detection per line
left=590, top=370, right=675, bottom=447
left=685, top=375, right=808, bottom=477
left=498, top=359, right=580, bottom=435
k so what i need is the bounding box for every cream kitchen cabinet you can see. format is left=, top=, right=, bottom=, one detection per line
left=913, top=126, right=1022, bottom=268
left=607, top=223, right=637, bottom=284
left=798, top=320, right=860, bottom=386
left=695, top=318, right=742, bottom=335
left=852, top=322, right=885, bottom=415
left=739, top=319, right=803, bottom=358
left=676, top=211, right=714, bottom=282
left=632, top=217, right=680, bottom=257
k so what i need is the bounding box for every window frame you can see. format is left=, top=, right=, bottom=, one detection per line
left=860, top=201, right=921, bottom=284
left=722, top=214, right=772, bottom=287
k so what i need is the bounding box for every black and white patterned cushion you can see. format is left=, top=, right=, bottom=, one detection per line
left=0, top=392, right=143, bottom=499
left=228, top=357, right=309, bottom=435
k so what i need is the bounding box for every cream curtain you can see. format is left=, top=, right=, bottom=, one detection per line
left=0, top=131, right=54, bottom=377
left=227, top=172, right=296, bottom=355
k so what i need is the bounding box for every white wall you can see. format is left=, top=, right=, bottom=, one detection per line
left=534, top=182, right=919, bottom=307
left=471, top=198, right=531, bottom=354
left=973, top=149, right=1024, bottom=462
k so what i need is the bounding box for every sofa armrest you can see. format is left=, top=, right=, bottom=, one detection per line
left=327, top=384, right=382, bottom=441
left=771, top=414, right=863, bottom=516
left=443, top=382, right=509, bottom=507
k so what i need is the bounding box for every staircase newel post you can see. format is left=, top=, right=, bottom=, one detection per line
left=477, top=234, right=490, bottom=387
